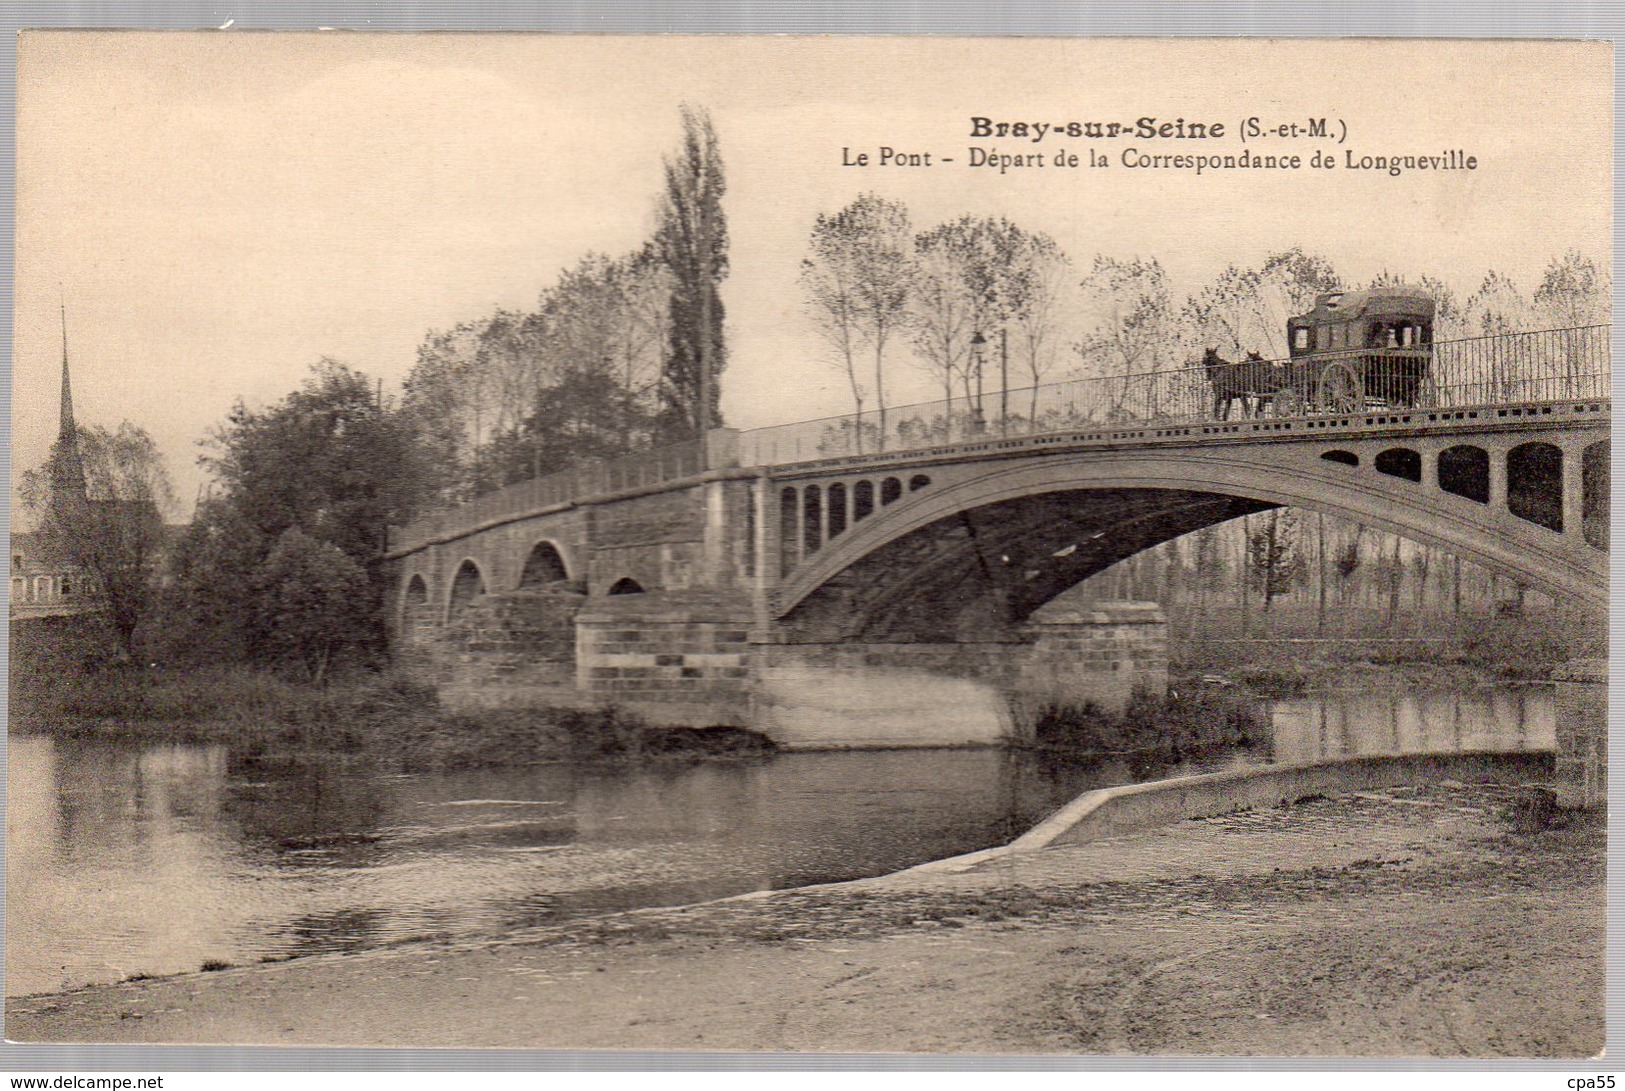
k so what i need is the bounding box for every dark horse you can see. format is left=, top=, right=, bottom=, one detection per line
left=1202, top=347, right=1278, bottom=419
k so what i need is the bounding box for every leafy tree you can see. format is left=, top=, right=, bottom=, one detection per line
left=399, top=322, right=494, bottom=505
left=153, top=497, right=266, bottom=664
left=801, top=194, right=915, bottom=451
left=164, top=360, right=424, bottom=670
left=400, top=250, right=671, bottom=500
left=653, top=103, right=728, bottom=440
left=21, top=422, right=175, bottom=660
left=205, top=358, right=426, bottom=560
left=254, top=527, right=372, bottom=684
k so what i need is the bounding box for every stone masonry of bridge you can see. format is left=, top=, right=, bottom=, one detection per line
left=385, top=397, right=1608, bottom=751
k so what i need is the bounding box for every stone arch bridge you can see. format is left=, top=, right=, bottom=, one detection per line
left=386, top=389, right=1609, bottom=748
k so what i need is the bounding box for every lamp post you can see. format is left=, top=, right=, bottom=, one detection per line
left=999, top=327, right=1009, bottom=437
left=970, top=331, right=987, bottom=435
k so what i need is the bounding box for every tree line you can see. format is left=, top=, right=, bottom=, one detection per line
left=401, top=104, right=727, bottom=507
left=799, top=192, right=1609, bottom=449
left=24, top=149, right=1605, bottom=680
left=24, top=105, right=728, bottom=679
left=1084, top=508, right=1580, bottom=643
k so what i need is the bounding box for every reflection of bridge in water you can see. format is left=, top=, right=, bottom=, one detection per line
left=386, top=327, right=1609, bottom=748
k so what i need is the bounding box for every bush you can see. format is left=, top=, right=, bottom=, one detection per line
left=1032, top=686, right=1263, bottom=760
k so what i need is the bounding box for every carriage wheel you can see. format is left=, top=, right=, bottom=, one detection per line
left=1317, top=362, right=1362, bottom=414
left=1272, top=387, right=1304, bottom=417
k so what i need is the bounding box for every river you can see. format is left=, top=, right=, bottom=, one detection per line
left=5, top=685, right=1551, bottom=997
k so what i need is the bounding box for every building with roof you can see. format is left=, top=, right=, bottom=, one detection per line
left=10, top=306, right=98, bottom=621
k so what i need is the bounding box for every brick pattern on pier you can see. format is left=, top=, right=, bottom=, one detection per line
left=575, top=591, right=755, bottom=724
left=1019, top=599, right=1169, bottom=717
left=434, top=586, right=584, bottom=690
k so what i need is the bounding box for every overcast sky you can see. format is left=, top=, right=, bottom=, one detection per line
left=14, top=34, right=1611, bottom=516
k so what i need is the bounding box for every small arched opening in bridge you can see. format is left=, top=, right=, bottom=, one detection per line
left=880, top=477, right=902, bottom=505
left=518, top=541, right=569, bottom=587
left=401, top=575, right=430, bottom=643
left=779, top=487, right=798, bottom=569
left=1320, top=450, right=1359, bottom=467
left=853, top=480, right=875, bottom=522
left=1507, top=441, right=1563, bottom=533
left=802, top=486, right=823, bottom=554
left=909, top=474, right=931, bottom=492
left=828, top=482, right=848, bottom=538
left=1437, top=445, right=1490, bottom=504
left=447, top=560, right=486, bottom=622
left=1374, top=447, right=1421, bottom=483
left=608, top=577, right=645, bottom=595
left=1582, top=440, right=1609, bottom=550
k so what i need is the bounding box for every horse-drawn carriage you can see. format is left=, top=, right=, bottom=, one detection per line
left=1205, top=286, right=1436, bottom=418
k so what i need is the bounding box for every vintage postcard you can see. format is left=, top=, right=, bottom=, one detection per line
left=6, top=34, right=1609, bottom=1059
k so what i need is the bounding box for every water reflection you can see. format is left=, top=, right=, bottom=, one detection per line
left=1270, top=687, right=1552, bottom=764
left=6, top=684, right=1552, bottom=998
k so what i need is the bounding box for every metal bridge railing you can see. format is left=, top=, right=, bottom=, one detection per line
left=389, top=326, right=1608, bottom=552
left=735, top=325, right=1610, bottom=466
left=388, top=438, right=705, bottom=553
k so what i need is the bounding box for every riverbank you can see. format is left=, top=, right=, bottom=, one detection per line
left=7, top=780, right=1601, bottom=1056
left=16, top=615, right=1537, bottom=766
left=12, top=617, right=1271, bottom=769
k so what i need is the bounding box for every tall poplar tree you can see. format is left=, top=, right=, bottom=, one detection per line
left=653, top=104, right=728, bottom=441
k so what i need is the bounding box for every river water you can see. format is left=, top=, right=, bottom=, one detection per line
left=5, top=686, right=1551, bottom=997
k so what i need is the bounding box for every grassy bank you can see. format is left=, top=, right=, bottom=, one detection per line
left=12, top=662, right=775, bottom=770
left=11, top=618, right=772, bottom=769
left=1026, top=685, right=1265, bottom=761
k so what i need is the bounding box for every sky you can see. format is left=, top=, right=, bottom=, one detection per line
left=13, top=34, right=1612, bottom=518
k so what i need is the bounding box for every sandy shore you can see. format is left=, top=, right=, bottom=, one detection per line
left=6, top=782, right=1603, bottom=1057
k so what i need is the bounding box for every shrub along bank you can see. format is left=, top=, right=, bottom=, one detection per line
left=10, top=617, right=773, bottom=771
left=1026, top=685, right=1266, bottom=761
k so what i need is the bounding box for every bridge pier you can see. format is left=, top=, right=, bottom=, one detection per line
left=750, top=640, right=1025, bottom=748
left=386, top=397, right=1608, bottom=748
left=574, top=591, right=756, bottom=727
left=1017, top=600, right=1169, bottom=719
left=1552, top=659, right=1607, bottom=810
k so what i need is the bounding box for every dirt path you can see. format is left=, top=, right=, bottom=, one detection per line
left=6, top=784, right=1604, bottom=1057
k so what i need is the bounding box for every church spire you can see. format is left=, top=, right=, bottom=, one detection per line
left=53, top=299, right=87, bottom=501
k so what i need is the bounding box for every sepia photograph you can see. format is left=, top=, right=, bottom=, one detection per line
left=4, top=33, right=1610, bottom=1058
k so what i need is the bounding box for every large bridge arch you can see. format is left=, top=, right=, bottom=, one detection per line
left=774, top=442, right=1604, bottom=640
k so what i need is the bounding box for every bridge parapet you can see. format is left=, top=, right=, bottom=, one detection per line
left=737, top=326, right=1609, bottom=466
left=389, top=432, right=740, bottom=554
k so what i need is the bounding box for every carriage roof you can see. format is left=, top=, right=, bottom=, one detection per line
left=1289, top=287, right=1435, bottom=327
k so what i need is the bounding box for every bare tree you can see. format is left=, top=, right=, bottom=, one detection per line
left=1534, top=249, right=1609, bottom=328
left=1005, top=230, right=1072, bottom=425
left=1076, top=256, right=1178, bottom=419
left=801, top=194, right=914, bottom=451
left=910, top=224, right=978, bottom=439
left=1462, top=270, right=1534, bottom=336
left=1185, top=249, right=1340, bottom=360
